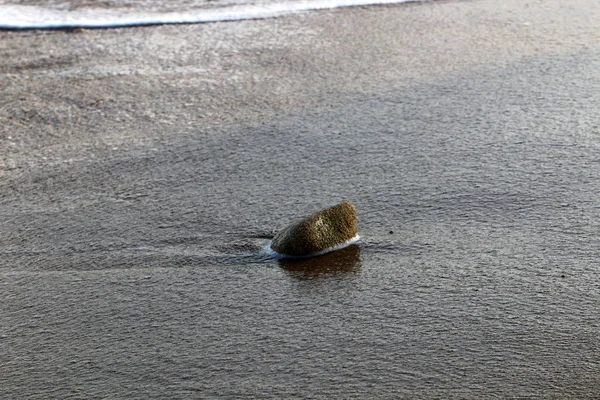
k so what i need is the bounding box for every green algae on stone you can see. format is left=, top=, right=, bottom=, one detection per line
left=269, top=202, right=359, bottom=258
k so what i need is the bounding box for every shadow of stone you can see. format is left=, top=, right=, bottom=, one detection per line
left=278, top=244, right=361, bottom=279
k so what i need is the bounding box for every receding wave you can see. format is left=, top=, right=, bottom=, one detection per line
left=1, top=0, right=423, bottom=30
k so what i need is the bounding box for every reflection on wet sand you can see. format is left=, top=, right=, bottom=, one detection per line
left=278, top=244, right=361, bottom=278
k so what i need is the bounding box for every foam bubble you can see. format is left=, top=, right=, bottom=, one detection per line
left=266, top=234, right=360, bottom=259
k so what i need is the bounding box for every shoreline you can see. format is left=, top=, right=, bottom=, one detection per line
left=2, top=0, right=425, bottom=30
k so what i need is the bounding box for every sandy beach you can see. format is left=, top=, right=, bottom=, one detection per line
left=1, top=0, right=598, bottom=174
left=1, top=0, right=599, bottom=398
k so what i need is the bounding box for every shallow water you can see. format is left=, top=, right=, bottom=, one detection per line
left=1, top=9, right=600, bottom=397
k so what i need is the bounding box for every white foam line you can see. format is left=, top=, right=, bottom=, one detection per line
left=266, top=234, right=360, bottom=259
left=0, top=0, right=423, bottom=30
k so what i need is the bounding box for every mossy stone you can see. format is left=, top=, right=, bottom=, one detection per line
left=270, top=202, right=359, bottom=257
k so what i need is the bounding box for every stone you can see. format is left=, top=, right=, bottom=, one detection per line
left=269, top=202, right=359, bottom=258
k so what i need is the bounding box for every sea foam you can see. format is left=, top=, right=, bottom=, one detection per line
left=266, top=235, right=360, bottom=259
left=1, top=0, right=422, bottom=30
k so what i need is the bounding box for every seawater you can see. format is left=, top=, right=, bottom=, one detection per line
left=1, top=0, right=423, bottom=29
left=2, top=1, right=599, bottom=398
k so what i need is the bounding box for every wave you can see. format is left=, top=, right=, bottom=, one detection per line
left=1, top=0, right=424, bottom=30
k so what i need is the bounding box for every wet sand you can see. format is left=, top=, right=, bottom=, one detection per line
left=1, top=0, right=600, bottom=398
